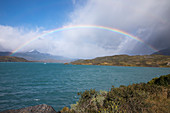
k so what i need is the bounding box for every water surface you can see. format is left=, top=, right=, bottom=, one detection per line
left=0, top=62, right=170, bottom=111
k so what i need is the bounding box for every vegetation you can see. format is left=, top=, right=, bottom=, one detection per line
left=148, top=74, right=170, bottom=86
left=71, top=55, right=170, bottom=67
left=60, top=74, right=170, bottom=113
left=0, top=56, right=30, bottom=62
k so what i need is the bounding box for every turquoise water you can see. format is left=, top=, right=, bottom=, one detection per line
left=0, top=62, right=170, bottom=111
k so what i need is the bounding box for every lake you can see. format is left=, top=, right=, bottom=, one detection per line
left=0, top=62, right=170, bottom=111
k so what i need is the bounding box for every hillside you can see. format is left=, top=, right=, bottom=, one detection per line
left=0, top=56, right=30, bottom=62
left=60, top=74, right=170, bottom=113
left=71, top=55, right=170, bottom=67
left=152, top=47, right=170, bottom=56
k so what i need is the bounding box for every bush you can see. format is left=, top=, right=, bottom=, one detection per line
left=148, top=74, right=170, bottom=86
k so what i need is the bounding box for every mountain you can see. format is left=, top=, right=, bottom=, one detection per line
left=0, top=52, right=11, bottom=56
left=27, top=49, right=40, bottom=54
left=0, top=56, right=30, bottom=62
left=71, top=55, right=170, bottom=67
left=152, top=47, right=170, bottom=56
left=0, top=50, right=74, bottom=63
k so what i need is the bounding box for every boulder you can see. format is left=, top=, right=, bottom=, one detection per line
left=0, top=104, right=57, bottom=113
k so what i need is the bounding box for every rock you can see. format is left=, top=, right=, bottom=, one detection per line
left=167, top=62, right=170, bottom=65
left=0, top=104, right=57, bottom=113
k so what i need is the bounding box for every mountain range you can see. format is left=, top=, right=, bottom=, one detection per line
left=0, top=50, right=74, bottom=63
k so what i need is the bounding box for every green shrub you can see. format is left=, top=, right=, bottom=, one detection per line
left=148, top=74, right=170, bottom=86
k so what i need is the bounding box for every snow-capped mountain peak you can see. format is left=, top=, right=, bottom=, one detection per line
left=28, top=49, right=40, bottom=53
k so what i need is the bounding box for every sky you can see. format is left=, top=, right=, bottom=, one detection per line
left=0, top=0, right=170, bottom=58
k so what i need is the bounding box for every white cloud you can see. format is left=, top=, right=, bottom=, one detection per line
left=64, top=0, right=170, bottom=57
left=0, top=25, right=51, bottom=53
left=0, top=25, right=37, bottom=51
left=61, top=0, right=170, bottom=57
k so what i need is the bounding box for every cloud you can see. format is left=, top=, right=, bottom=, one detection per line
left=0, top=0, right=170, bottom=58
left=64, top=0, right=170, bottom=57
left=0, top=25, right=46, bottom=52
left=0, top=25, right=35, bottom=51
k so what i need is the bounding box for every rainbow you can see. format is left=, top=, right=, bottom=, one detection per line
left=10, top=25, right=157, bottom=56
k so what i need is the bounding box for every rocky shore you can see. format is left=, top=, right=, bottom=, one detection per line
left=0, top=104, right=58, bottom=113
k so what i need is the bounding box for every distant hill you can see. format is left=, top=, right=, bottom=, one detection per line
left=71, top=55, right=170, bottom=67
left=0, top=50, right=74, bottom=63
left=152, top=47, right=170, bottom=56
left=0, top=56, right=29, bottom=62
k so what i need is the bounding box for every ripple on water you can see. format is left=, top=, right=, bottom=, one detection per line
left=0, top=63, right=170, bottom=111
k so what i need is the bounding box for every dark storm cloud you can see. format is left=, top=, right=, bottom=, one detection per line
left=148, top=25, right=170, bottom=50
